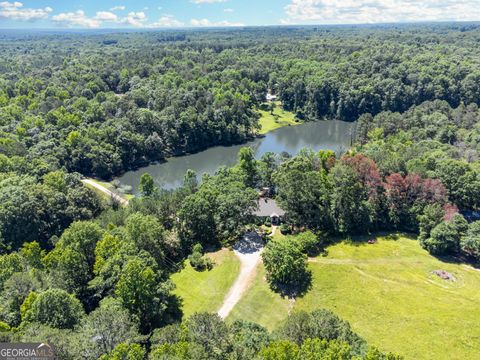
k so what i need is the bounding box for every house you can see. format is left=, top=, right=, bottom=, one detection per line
left=258, top=187, right=273, bottom=198
left=253, top=198, right=285, bottom=225
left=266, top=92, right=277, bottom=102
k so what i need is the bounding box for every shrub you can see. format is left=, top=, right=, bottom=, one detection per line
left=294, top=231, right=321, bottom=256
left=280, top=224, right=290, bottom=235
left=188, top=244, right=212, bottom=271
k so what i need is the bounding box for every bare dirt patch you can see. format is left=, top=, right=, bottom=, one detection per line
left=432, top=270, right=456, bottom=281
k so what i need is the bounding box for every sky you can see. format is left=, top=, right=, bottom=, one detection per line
left=0, top=0, right=480, bottom=29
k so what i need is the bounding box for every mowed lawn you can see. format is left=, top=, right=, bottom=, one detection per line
left=171, top=249, right=240, bottom=319
left=85, top=178, right=134, bottom=202
left=228, top=234, right=480, bottom=360
left=258, top=101, right=299, bottom=134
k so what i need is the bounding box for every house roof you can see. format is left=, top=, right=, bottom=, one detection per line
left=253, top=198, right=285, bottom=217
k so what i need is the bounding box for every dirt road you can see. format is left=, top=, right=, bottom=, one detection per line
left=81, top=179, right=129, bottom=206
left=217, top=231, right=265, bottom=319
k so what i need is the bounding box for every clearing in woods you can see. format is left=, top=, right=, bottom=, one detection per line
left=228, top=234, right=480, bottom=360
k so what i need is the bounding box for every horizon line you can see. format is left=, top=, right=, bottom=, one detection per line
left=1, top=20, right=480, bottom=32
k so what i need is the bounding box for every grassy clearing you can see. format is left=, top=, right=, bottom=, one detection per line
left=172, top=249, right=241, bottom=319
left=258, top=101, right=299, bottom=134
left=228, top=234, right=480, bottom=360
left=86, top=177, right=134, bottom=202
left=228, top=262, right=290, bottom=327
left=89, top=178, right=115, bottom=190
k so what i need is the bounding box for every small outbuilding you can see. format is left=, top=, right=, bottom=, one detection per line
left=266, top=92, right=277, bottom=102
left=253, top=198, right=285, bottom=225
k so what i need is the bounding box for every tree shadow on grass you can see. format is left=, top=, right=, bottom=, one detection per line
left=343, top=231, right=415, bottom=247
left=162, top=293, right=184, bottom=325
left=433, top=253, right=480, bottom=270
left=270, top=270, right=313, bottom=299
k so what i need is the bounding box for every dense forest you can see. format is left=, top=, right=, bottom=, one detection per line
left=1, top=24, right=480, bottom=359
left=2, top=24, right=480, bottom=179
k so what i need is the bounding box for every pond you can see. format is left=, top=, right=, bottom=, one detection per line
left=117, top=120, right=355, bottom=192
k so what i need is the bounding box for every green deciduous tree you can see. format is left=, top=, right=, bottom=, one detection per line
left=185, top=313, right=230, bottom=359
left=259, top=340, right=299, bottom=360
left=460, top=221, right=480, bottom=260
left=418, top=204, right=445, bottom=247
left=23, top=288, right=85, bottom=329
left=99, top=343, right=145, bottom=360
left=330, top=164, right=371, bottom=234
left=115, top=258, right=171, bottom=333
left=238, top=147, right=258, bottom=188
left=262, top=238, right=310, bottom=295
left=125, top=213, right=166, bottom=265
left=179, top=170, right=257, bottom=246
left=422, top=214, right=468, bottom=255
left=77, top=297, right=141, bottom=359
left=139, top=173, right=156, bottom=197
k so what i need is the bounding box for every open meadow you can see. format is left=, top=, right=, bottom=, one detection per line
left=257, top=101, right=299, bottom=134
left=171, top=248, right=241, bottom=319
left=225, top=234, right=480, bottom=359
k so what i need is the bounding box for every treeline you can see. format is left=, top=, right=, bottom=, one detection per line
left=2, top=25, right=480, bottom=178
left=265, top=100, right=480, bottom=261
left=0, top=165, right=101, bottom=252
left=2, top=305, right=401, bottom=359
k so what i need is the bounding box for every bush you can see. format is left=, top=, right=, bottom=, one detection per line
left=294, top=231, right=321, bottom=256
left=188, top=244, right=212, bottom=271
left=264, top=217, right=272, bottom=227
left=280, top=224, right=290, bottom=235
left=0, top=321, right=10, bottom=332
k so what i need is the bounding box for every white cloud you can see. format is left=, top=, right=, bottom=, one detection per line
left=0, top=1, right=52, bottom=21
left=190, top=18, right=244, bottom=27
left=191, top=0, right=227, bottom=4
left=224, top=8, right=234, bottom=13
left=53, top=9, right=148, bottom=29
left=120, top=11, right=147, bottom=27
left=283, top=0, right=480, bottom=24
left=149, top=15, right=184, bottom=28
left=110, top=5, right=125, bottom=11
left=0, top=1, right=21, bottom=9
left=52, top=10, right=101, bottom=28
left=95, top=11, right=118, bottom=21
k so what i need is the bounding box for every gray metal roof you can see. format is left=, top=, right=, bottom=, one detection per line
left=253, top=198, right=285, bottom=217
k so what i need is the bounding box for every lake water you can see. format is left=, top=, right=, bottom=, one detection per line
left=117, top=120, right=355, bottom=191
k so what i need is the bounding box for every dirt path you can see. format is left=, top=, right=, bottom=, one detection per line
left=217, top=232, right=264, bottom=319
left=81, top=179, right=129, bottom=206
left=308, top=257, right=423, bottom=265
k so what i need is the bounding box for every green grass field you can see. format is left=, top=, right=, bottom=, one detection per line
left=228, top=234, right=480, bottom=360
left=258, top=101, right=299, bottom=134
left=171, top=249, right=241, bottom=319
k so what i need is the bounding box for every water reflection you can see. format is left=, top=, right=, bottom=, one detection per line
left=117, top=120, right=354, bottom=191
